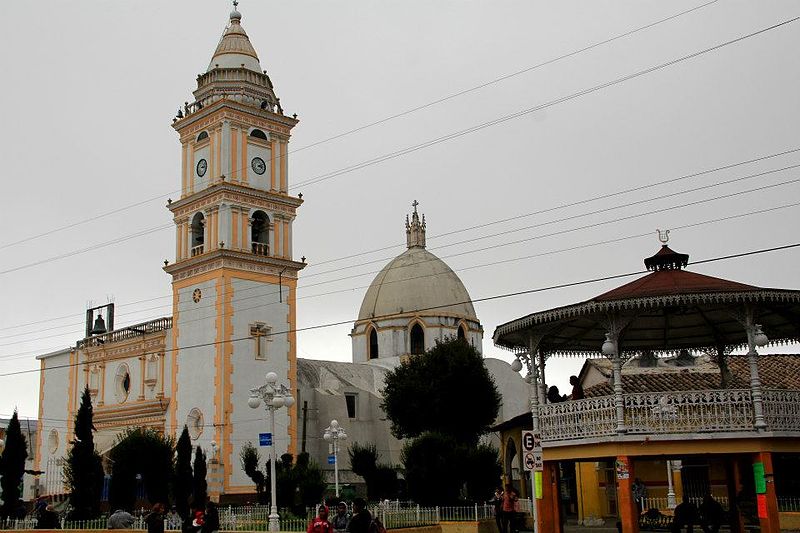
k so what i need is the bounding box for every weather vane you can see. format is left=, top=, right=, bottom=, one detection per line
left=657, top=229, right=670, bottom=245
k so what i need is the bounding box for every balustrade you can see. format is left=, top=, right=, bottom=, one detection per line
left=539, top=388, right=800, bottom=443
left=252, top=241, right=269, bottom=256
left=191, top=244, right=205, bottom=257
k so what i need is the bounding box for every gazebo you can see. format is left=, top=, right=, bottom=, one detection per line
left=493, top=237, right=800, bottom=533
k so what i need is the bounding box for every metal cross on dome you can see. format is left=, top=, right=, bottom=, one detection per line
left=412, top=199, right=419, bottom=213
left=233, top=0, right=238, bottom=7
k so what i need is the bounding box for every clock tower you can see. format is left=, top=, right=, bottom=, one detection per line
left=164, top=4, right=304, bottom=496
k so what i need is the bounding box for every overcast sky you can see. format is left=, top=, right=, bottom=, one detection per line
left=1, top=1, right=798, bottom=419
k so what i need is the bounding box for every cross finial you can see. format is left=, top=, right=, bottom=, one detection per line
left=412, top=199, right=419, bottom=213
left=233, top=0, right=238, bottom=7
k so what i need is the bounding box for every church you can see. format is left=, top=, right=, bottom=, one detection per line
left=33, top=5, right=529, bottom=501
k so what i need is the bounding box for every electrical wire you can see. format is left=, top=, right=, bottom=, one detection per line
left=0, top=175, right=797, bottom=351
left=1, top=241, right=797, bottom=378
left=0, top=0, right=721, bottom=252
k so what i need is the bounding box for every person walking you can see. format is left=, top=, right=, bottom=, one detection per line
left=347, top=498, right=372, bottom=533
left=490, top=488, right=503, bottom=533
left=145, top=504, right=165, bottom=533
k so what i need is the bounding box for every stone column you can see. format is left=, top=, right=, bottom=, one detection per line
left=744, top=309, right=767, bottom=430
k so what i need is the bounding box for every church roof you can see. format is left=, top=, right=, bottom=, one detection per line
left=207, top=5, right=262, bottom=73
left=357, top=204, right=477, bottom=322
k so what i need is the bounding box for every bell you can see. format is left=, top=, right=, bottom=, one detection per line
left=90, top=314, right=107, bottom=335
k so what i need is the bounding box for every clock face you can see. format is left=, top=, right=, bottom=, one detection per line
left=251, top=157, right=267, bottom=175
left=196, top=159, right=208, bottom=177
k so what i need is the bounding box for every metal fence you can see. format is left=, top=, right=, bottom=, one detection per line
left=779, top=497, right=800, bottom=512
left=1, top=502, right=514, bottom=531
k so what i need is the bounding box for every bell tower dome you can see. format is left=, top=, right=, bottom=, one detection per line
left=164, top=3, right=304, bottom=498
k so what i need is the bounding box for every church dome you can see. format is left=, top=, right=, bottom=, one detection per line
left=357, top=206, right=477, bottom=322
left=207, top=5, right=262, bottom=72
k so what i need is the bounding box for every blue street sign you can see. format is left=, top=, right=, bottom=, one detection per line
left=259, top=433, right=272, bottom=446
left=328, top=454, right=336, bottom=465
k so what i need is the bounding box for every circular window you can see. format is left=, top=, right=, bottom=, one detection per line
left=48, top=429, right=59, bottom=455
left=115, top=364, right=131, bottom=403
left=186, top=408, right=204, bottom=440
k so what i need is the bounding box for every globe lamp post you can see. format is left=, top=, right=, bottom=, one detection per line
left=323, top=420, right=347, bottom=497
left=248, top=372, right=295, bottom=532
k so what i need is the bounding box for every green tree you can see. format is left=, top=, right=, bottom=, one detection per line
left=0, top=411, right=28, bottom=519
left=348, top=443, right=398, bottom=501
left=64, top=387, right=104, bottom=520
left=240, top=442, right=266, bottom=504
left=382, top=338, right=502, bottom=503
left=108, top=428, right=175, bottom=510
left=174, top=427, right=194, bottom=520
left=192, top=447, right=207, bottom=508
left=464, top=444, right=502, bottom=502
left=293, top=452, right=326, bottom=509
left=381, top=338, right=501, bottom=444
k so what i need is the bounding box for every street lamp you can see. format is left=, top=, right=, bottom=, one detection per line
left=248, top=371, right=295, bottom=533
left=510, top=351, right=540, bottom=533
left=323, top=419, right=347, bottom=497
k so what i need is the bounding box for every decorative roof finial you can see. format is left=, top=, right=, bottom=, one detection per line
left=230, top=0, right=242, bottom=22
left=406, top=201, right=426, bottom=249
left=657, top=228, right=670, bottom=245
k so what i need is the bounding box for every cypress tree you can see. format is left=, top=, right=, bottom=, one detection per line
left=174, top=426, right=193, bottom=521
left=191, top=447, right=207, bottom=508
left=0, top=411, right=28, bottom=519
left=64, top=387, right=104, bottom=520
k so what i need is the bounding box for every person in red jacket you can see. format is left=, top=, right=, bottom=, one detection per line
left=308, top=505, right=333, bottom=533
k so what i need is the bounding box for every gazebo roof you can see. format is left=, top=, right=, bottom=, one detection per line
left=493, top=243, right=800, bottom=355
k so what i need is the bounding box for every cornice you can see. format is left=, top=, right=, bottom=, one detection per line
left=164, top=249, right=306, bottom=281
left=169, top=182, right=302, bottom=216
left=173, top=98, right=298, bottom=138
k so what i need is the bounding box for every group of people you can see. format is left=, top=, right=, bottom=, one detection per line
left=307, top=499, right=381, bottom=533
left=546, top=376, right=585, bottom=404
left=669, top=494, right=725, bottom=533
left=490, top=485, right=522, bottom=533
left=107, top=500, right=219, bottom=533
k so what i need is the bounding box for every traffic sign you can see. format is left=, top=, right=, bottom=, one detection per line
left=523, top=451, right=543, bottom=472
left=259, top=432, right=272, bottom=446
left=522, top=431, right=541, bottom=452
left=328, top=454, right=336, bottom=465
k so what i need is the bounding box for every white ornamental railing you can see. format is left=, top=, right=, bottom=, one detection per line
left=539, top=395, right=616, bottom=440
left=762, top=389, right=800, bottom=432
left=539, top=388, right=800, bottom=442
left=624, top=389, right=754, bottom=435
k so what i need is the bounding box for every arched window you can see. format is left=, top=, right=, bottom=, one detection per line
left=250, top=129, right=268, bottom=140
left=197, top=131, right=209, bottom=141
left=191, top=212, right=205, bottom=256
left=410, top=323, right=425, bottom=355
left=251, top=211, right=270, bottom=255
left=368, top=327, right=379, bottom=360
left=457, top=324, right=466, bottom=340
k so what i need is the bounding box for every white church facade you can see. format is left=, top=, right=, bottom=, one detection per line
left=33, top=5, right=529, bottom=501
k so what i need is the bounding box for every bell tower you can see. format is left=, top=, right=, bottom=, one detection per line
left=164, top=3, right=304, bottom=497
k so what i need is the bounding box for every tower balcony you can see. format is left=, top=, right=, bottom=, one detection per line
left=538, top=388, right=800, bottom=446
left=191, top=244, right=205, bottom=257
left=251, top=241, right=269, bottom=256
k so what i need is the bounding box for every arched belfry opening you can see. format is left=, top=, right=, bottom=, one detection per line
left=250, top=128, right=268, bottom=140
left=191, top=212, right=205, bottom=256
left=251, top=211, right=270, bottom=255
left=410, top=323, right=425, bottom=355
left=458, top=324, right=467, bottom=340
left=368, top=327, right=379, bottom=360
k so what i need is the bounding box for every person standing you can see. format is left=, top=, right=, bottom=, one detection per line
left=331, top=502, right=351, bottom=533
left=108, top=509, right=136, bottom=529
left=699, top=494, right=724, bottom=533
left=671, top=496, right=699, bottom=533
left=347, top=499, right=372, bottom=533
left=35, top=505, right=60, bottom=529
left=632, top=478, right=647, bottom=514
left=490, top=488, right=503, bottom=533
left=500, top=484, right=519, bottom=533
left=308, top=505, right=332, bottom=533
left=201, top=502, right=219, bottom=533
left=569, top=376, right=585, bottom=400
left=145, top=504, right=165, bottom=533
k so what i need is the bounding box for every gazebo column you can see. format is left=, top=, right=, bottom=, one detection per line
left=603, top=330, right=626, bottom=434
left=743, top=308, right=768, bottom=430
left=753, top=452, right=780, bottom=533
left=539, top=461, right=563, bottom=533
left=615, top=456, right=640, bottom=533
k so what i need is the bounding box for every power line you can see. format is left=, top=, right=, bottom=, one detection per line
left=1, top=241, right=797, bottom=375
left=0, top=176, right=796, bottom=352
left=0, top=0, right=720, bottom=252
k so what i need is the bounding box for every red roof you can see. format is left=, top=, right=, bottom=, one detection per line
left=595, top=269, right=757, bottom=301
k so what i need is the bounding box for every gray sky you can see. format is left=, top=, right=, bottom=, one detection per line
left=1, top=0, right=799, bottom=419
